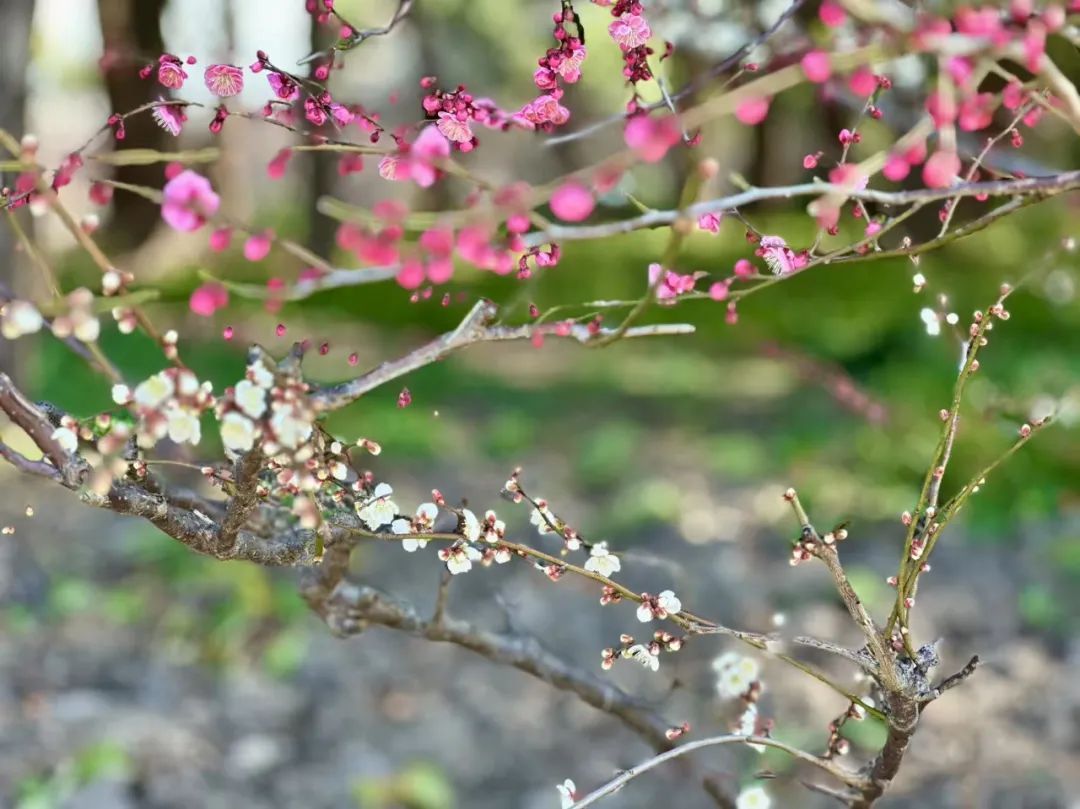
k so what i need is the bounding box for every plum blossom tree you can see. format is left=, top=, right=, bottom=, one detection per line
left=1, top=1, right=1078, bottom=807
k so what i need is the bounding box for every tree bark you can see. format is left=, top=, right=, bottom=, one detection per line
left=0, top=0, right=35, bottom=380
left=96, top=0, right=168, bottom=248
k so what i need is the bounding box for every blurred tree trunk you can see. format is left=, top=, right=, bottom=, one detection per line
left=97, top=0, right=168, bottom=249
left=305, top=14, right=337, bottom=259
left=0, top=0, right=34, bottom=379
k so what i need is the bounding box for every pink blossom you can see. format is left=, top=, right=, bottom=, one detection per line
left=883, top=153, right=911, bottom=181
left=267, top=72, right=299, bottom=102
left=697, top=212, right=722, bottom=234
left=623, top=115, right=680, bottom=162
left=436, top=112, right=473, bottom=143
left=735, top=96, right=770, bottom=126
left=420, top=227, right=455, bottom=257
left=161, top=170, right=219, bottom=232
left=819, top=0, right=846, bottom=26
left=204, top=64, right=244, bottom=97
left=759, top=236, right=805, bottom=275
left=801, top=51, right=832, bottom=83
left=708, top=281, right=729, bottom=301
left=209, top=227, right=233, bottom=252
left=555, top=45, right=587, bottom=83
left=396, top=260, right=425, bottom=290
left=828, top=163, right=866, bottom=189
left=267, top=148, right=292, bottom=179
left=923, top=150, right=960, bottom=189
left=733, top=259, right=754, bottom=279
left=609, top=13, right=651, bottom=49
left=426, top=257, right=454, bottom=284
left=925, top=90, right=957, bottom=127
left=189, top=282, right=228, bottom=316
left=157, top=59, right=187, bottom=89
left=337, top=154, right=364, bottom=176
left=1024, top=21, right=1046, bottom=72
left=407, top=126, right=451, bottom=187
left=958, top=93, right=995, bottom=132
left=848, top=68, right=877, bottom=97
left=152, top=102, right=185, bottom=136
left=521, top=94, right=570, bottom=127
left=330, top=103, right=353, bottom=126
left=648, top=263, right=697, bottom=301
left=244, top=231, right=273, bottom=261
left=945, top=57, right=973, bottom=87
left=1003, top=81, right=1026, bottom=110
left=550, top=182, right=595, bottom=222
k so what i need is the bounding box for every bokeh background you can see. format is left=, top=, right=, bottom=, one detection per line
left=1, top=1, right=1079, bottom=807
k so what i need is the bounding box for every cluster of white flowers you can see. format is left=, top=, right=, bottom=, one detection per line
left=635, top=589, right=682, bottom=622
left=0, top=300, right=44, bottom=340
left=357, top=482, right=398, bottom=529
left=713, top=652, right=761, bottom=699
left=529, top=499, right=557, bottom=534
left=112, top=367, right=213, bottom=448
left=51, top=288, right=101, bottom=343
left=392, top=501, right=438, bottom=551
left=583, top=542, right=621, bottom=577
left=438, top=541, right=483, bottom=575
left=216, top=357, right=314, bottom=458
left=735, top=785, right=771, bottom=809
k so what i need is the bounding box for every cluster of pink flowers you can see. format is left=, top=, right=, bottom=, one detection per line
left=161, top=169, right=220, bottom=232
left=756, top=236, right=808, bottom=276
left=606, top=1, right=653, bottom=85
left=420, top=80, right=514, bottom=150
left=378, top=125, right=451, bottom=187
left=139, top=53, right=194, bottom=90
left=520, top=3, right=587, bottom=132
left=648, top=263, right=698, bottom=301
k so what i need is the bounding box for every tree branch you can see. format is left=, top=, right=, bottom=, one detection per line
left=310, top=300, right=694, bottom=412
left=567, top=734, right=867, bottom=808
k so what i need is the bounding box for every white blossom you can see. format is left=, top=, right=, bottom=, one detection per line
left=393, top=519, right=429, bottom=552
left=530, top=501, right=556, bottom=534
left=234, top=379, right=267, bottom=419
left=250, top=360, right=275, bottom=388
left=134, top=372, right=175, bottom=409
left=920, top=307, right=941, bottom=336
left=269, top=403, right=313, bottom=449
left=461, top=508, right=481, bottom=542
left=220, top=411, right=258, bottom=452
left=440, top=543, right=483, bottom=575
left=556, top=779, right=577, bottom=809
left=111, top=384, right=132, bottom=405
left=72, top=314, right=100, bottom=343
left=357, top=483, right=398, bottom=530
left=713, top=652, right=761, bottom=698
left=735, top=786, right=771, bottom=809
left=1, top=300, right=44, bottom=339
left=176, top=370, right=199, bottom=397
left=625, top=643, right=660, bottom=672
left=737, top=704, right=765, bottom=753
left=584, top=542, right=621, bottom=577
left=657, top=589, right=682, bottom=615
left=165, top=406, right=201, bottom=445
left=636, top=602, right=655, bottom=623
left=51, top=426, right=78, bottom=453
left=482, top=510, right=505, bottom=543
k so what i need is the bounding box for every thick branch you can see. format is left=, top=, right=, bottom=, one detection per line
left=303, top=575, right=674, bottom=749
